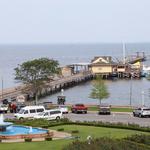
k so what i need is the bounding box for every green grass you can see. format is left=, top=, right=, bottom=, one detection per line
left=111, top=107, right=132, bottom=112
left=0, top=125, right=148, bottom=150
left=50, top=125, right=148, bottom=140
left=88, top=106, right=132, bottom=112
left=68, top=106, right=132, bottom=112
left=0, top=140, right=72, bottom=150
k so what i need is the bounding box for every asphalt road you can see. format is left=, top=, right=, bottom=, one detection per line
left=4, top=112, right=150, bottom=127
left=64, top=112, right=150, bottom=127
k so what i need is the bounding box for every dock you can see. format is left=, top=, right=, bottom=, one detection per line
left=0, top=71, right=94, bottom=101
left=0, top=52, right=148, bottom=102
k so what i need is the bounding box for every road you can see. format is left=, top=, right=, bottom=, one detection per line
left=4, top=112, right=150, bottom=127
left=64, top=112, right=150, bottom=127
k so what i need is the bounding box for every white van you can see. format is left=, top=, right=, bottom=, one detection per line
left=34, top=109, right=63, bottom=121
left=14, top=106, right=45, bottom=120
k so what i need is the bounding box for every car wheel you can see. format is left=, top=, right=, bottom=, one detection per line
left=75, top=110, right=78, bottom=114
left=19, top=117, right=24, bottom=120
left=133, top=112, right=136, bottom=117
left=84, top=111, right=87, bottom=114
left=56, top=116, right=60, bottom=121
left=5, top=111, right=7, bottom=113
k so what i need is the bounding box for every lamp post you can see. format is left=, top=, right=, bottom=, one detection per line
left=129, top=75, right=133, bottom=106
left=141, top=90, right=145, bottom=106
left=1, top=76, right=3, bottom=100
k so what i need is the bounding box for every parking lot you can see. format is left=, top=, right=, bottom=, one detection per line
left=4, top=112, right=150, bottom=127
left=64, top=112, right=150, bottom=127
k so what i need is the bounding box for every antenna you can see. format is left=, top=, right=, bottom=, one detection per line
left=123, top=43, right=126, bottom=64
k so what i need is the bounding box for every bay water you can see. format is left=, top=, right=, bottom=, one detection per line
left=0, top=43, right=150, bottom=106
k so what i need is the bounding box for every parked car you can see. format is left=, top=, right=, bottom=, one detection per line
left=16, top=103, right=26, bottom=112
left=71, top=104, right=87, bottom=114
left=133, top=107, right=150, bottom=117
left=98, top=104, right=111, bottom=115
left=58, top=105, right=69, bottom=114
left=34, top=109, right=63, bottom=121
left=0, top=104, right=8, bottom=113
left=14, top=105, right=45, bottom=120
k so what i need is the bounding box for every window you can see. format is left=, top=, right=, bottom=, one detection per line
left=37, top=108, right=44, bottom=113
left=44, top=112, right=48, bottom=116
left=24, top=110, right=28, bottom=114
left=143, top=109, right=150, bottom=111
left=50, top=111, right=61, bottom=115
left=30, top=109, right=36, bottom=113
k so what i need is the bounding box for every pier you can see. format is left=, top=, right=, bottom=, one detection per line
left=0, top=52, right=148, bottom=102
left=0, top=71, right=94, bottom=101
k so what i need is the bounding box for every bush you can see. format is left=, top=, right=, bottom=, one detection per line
left=45, top=137, right=52, bottom=141
left=71, top=130, right=79, bottom=133
left=125, top=134, right=150, bottom=146
left=63, top=138, right=150, bottom=150
left=24, top=138, right=32, bottom=142
left=57, top=128, right=64, bottom=131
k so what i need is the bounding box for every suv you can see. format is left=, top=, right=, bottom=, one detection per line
left=71, top=104, right=87, bottom=114
left=0, top=104, right=8, bottom=113
left=98, top=104, right=111, bottom=115
left=34, top=109, right=63, bottom=121
left=133, top=107, right=150, bottom=117
left=58, top=105, right=69, bottom=114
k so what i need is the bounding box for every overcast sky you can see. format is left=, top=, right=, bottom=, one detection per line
left=0, top=0, right=150, bottom=44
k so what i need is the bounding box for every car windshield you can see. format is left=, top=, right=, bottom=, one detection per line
left=59, top=106, right=67, bottom=108
left=76, top=104, right=84, bottom=107
left=18, top=109, right=25, bottom=114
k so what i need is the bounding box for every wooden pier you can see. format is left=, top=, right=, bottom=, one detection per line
left=0, top=71, right=94, bottom=101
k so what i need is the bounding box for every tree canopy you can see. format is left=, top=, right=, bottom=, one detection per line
left=14, top=57, right=59, bottom=104
left=90, top=76, right=109, bottom=104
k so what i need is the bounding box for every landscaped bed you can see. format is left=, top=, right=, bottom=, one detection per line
left=0, top=123, right=150, bottom=150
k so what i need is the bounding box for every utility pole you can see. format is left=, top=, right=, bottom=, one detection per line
left=141, top=90, right=145, bottom=106
left=1, top=76, right=3, bottom=100
left=129, top=75, right=132, bottom=106
left=123, top=43, right=126, bottom=64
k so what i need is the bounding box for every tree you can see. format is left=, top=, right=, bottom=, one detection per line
left=14, top=58, right=59, bottom=104
left=90, top=76, right=109, bottom=104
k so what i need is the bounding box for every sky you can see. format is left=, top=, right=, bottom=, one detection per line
left=0, top=0, right=150, bottom=44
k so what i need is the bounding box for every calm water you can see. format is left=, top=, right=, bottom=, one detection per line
left=0, top=43, right=150, bottom=106
left=0, top=126, right=47, bottom=135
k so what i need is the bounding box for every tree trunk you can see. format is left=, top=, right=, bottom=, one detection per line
left=35, top=93, right=38, bottom=105
left=99, top=99, right=101, bottom=105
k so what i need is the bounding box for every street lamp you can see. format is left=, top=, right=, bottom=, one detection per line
left=141, top=90, right=145, bottom=106
left=129, top=75, right=133, bottom=106
left=1, top=76, right=3, bottom=100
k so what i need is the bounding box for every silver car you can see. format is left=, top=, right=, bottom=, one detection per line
left=133, top=107, right=150, bottom=117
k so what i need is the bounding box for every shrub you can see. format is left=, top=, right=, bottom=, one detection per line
left=125, top=134, right=150, bottom=146
left=57, top=128, right=64, bottom=131
left=45, top=137, right=52, bottom=141
left=71, top=130, right=79, bottom=133
left=63, top=137, right=150, bottom=150
left=24, top=138, right=32, bottom=142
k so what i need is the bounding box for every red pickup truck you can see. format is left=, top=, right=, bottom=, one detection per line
left=71, top=104, right=87, bottom=114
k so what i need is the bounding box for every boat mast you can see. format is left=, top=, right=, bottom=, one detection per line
left=123, top=43, right=126, bottom=64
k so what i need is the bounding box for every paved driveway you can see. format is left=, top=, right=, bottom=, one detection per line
left=3, top=112, right=150, bottom=127
left=64, top=112, right=150, bottom=127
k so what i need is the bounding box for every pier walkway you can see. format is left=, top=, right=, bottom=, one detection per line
left=0, top=71, right=94, bottom=101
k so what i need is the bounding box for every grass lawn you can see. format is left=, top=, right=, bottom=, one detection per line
left=68, top=106, right=132, bottom=112
left=0, top=125, right=148, bottom=150
left=87, top=106, right=132, bottom=112
left=0, top=140, right=72, bottom=150
left=50, top=125, right=148, bottom=140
